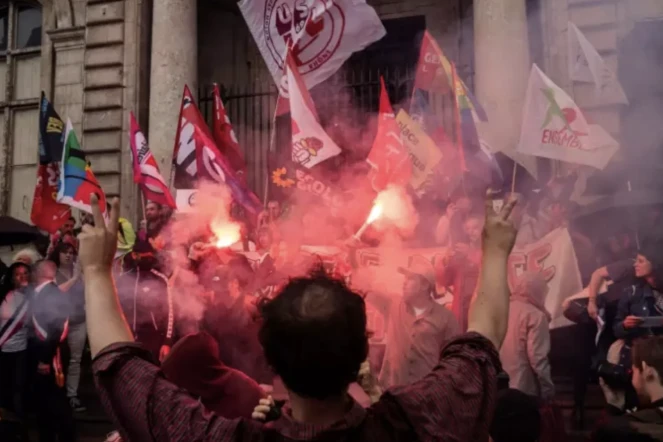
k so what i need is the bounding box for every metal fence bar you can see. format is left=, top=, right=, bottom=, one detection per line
left=198, top=67, right=456, bottom=200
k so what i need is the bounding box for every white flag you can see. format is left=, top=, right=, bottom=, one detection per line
left=239, top=0, right=385, bottom=93
left=517, top=65, right=619, bottom=169
left=510, top=228, right=583, bottom=329
left=568, top=22, right=628, bottom=105
left=287, top=52, right=341, bottom=168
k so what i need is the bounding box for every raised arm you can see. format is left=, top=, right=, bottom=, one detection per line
left=467, top=193, right=518, bottom=349
left=78, top=196, right=134, bottom=357
left=79, top=196, right=240, bottom=441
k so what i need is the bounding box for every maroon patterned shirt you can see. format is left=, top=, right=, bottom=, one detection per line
left=93, top=333, right=500, bottom=441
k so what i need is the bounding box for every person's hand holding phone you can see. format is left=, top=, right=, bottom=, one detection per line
left=623, top=315, right=644, bottom=329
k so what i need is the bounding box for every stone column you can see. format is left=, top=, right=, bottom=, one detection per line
left=148, top=0, right=197, bottom=179
left=473, top=0, right=537, bottom=176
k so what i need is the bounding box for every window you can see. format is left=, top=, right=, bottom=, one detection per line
left=0, top=1, right=42, bottom=221
left=16, top=4, right=41, bottom=48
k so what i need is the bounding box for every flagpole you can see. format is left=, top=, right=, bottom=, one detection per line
left=264, top=101, right=279, bottom=207
left=510, top=162, right=518, bottom=194
left=140, top=189, right=147, bottom=223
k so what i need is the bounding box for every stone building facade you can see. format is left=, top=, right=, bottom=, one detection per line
left=0, top=0, right=661, bottom=226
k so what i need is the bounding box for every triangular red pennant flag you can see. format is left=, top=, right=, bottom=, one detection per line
left=366, top=77, right=411, bottom=191
left=129, top=113, right=176, bottom=209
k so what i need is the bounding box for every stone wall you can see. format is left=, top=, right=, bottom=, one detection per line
left=539, top=0, right=663, bottom=167
left=42, top=0, right=145, bottom=219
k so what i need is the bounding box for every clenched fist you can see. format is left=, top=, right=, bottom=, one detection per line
left=482, top=191, right=518, bottom=256
left=77, top=194, right=120, bottom=274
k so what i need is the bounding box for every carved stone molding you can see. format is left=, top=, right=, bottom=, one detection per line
left=47, top=25, right=85, bottom=50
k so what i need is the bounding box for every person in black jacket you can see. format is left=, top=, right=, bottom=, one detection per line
left=117, top=240, right=174, bottom=362
left=30, top=260, right=75, bottom=442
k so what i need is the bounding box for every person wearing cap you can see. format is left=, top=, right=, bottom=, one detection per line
left=377, top=255, right=460, bottom=390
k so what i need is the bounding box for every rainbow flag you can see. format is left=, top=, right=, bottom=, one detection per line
left=57, top=119, right=107, bottom=215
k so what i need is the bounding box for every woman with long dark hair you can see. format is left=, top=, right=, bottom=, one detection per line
left=48, top=241, right=87, bottom=412
left=613, top=244, right=663, bottom=365
left=0, top=261, right=31, bottom=438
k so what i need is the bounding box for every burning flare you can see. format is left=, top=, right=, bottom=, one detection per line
left=354, top=186, right=418, bottom=240
left=210, top=219, right=241, bottom=249
left=366, top=203, right=384, bottom=225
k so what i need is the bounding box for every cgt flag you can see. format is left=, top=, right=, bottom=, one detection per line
left=212, top=84, right=248, bottom=182
left=171, top=85, right=262, bottom=219
left=517, top=64, right=619, bottom=170
left=366, top=77, right=411, bottom=191
left=31, top=93, right=71, bottom=233
left=129, top=112, right=176, bottom=209
left=172, top=85, right=212, bottom=191
left=57, top=119, right=107, bottom=215
left=286, top=51, right=342, bottom=168
left=191, top=124, right=263, bottom=220
left=239, top=0, right=385, bottom=98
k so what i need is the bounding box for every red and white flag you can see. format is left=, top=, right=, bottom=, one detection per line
left=366, top=77, right=411, bottom=191
left=286, top=52, right=341, bottom=168
left=239, top=0, right=385, bottom=97
left=129, top=113, right=176, bottom=209
left=212, top=84, right=247, bottom=182
left=517, top=64, right=619, bottom=170
left=568, top=22, right=628, bottom=105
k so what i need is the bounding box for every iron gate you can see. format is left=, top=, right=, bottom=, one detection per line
left=198, top=67, right=457, bottom=200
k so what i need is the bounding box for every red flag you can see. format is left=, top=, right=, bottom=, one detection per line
left=212, top=85, right=247, bottom=182
left=172, top=85, right=211, bottom=171
left=172, top=85, right=213, bottom=190
left=366, top=77, right=411, bottom=191
left=191, top=124, right=263, bottom=220
left=129, top=113, right=176, bottom=209
left=31, top=164, right=71, bottom=233
left=414, top=31, right=453, bottom=95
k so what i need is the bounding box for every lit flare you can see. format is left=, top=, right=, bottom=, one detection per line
left=210, top=220, right=241, bottom=249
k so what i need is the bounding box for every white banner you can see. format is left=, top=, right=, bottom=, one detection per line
left=287, top=54, right=342, bottom=168
left=239, top=0, right=385, bottom=94
left=517, top=64, right=619, bottom=169
left=568, top=22, right=628, bottom=105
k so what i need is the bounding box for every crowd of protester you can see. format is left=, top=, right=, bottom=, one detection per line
left=1, top=176, right=663, bottom=441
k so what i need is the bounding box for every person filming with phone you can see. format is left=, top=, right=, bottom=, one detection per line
left=612, top=244, right=663, bottom=372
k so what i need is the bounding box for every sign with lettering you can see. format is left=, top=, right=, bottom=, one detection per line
left=395, top=110, right=443, bottom=191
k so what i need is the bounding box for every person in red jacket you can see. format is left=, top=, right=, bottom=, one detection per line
left=161, top=332, right=266, bottom=419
